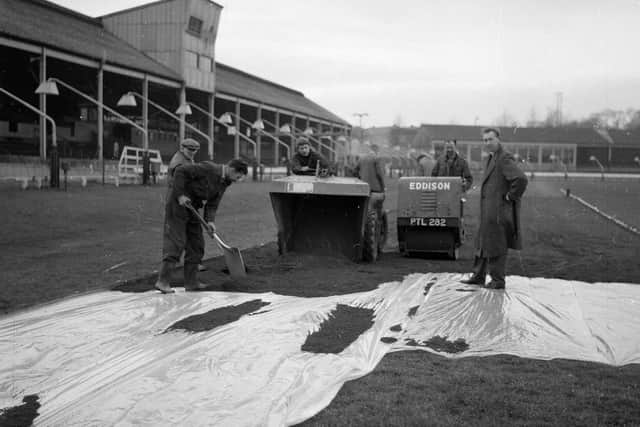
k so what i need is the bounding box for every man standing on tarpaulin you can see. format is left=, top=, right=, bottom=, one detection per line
left=461, top=128, right=527, bottom=289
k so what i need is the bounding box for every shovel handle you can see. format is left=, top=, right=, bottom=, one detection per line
left=184, top=202, right=214, bottom=236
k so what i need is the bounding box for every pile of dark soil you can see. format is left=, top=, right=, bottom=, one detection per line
left=0, top=394, right=40, bottom=427
left=165, top=299, right=269, bottom=333
left=111, top=242, right=465, bottom=298
left=405, top=336, right=469, bottom=354
left=301, top=304, right=376, bottom=354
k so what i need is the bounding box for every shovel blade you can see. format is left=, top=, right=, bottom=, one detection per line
left=218, top=244, right=247, bottom=279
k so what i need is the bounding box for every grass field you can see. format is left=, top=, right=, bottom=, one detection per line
left=1, top=176, right=639, bottom=425
left=560, top=177, right=640, bottom=229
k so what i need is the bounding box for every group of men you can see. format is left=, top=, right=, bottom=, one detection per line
left=154, top=126, right=527, bottom=293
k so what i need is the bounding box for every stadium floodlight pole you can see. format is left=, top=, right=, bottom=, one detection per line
left=589, top=155, right=605, bottom=181
left=1, top=86, right=59, bottom=188
left=218, top=111, right=290, bottom=159
left=37, top=78, right=149, bottom=184
left=353, top=112, right=368, bottom=141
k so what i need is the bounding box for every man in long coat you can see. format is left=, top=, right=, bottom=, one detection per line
left=461, top=128, right=528, bottom=289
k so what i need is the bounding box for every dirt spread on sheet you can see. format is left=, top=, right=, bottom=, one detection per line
left=407, top=305, right=419, bottom=317
left=405, top=336, right=470, bottom=354
left=301, top=304, right=376, bottom=354
left=389, top=324, right=403, bottom=332
left=0, top=394, right=40, bottom=427
left=166, top=300, right=270, bottom=333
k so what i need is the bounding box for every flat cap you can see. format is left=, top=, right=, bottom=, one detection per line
left=180, top=138, right=200, bottom=150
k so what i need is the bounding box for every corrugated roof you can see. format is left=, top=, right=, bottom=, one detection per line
left=215, top=62, right=349, bottom=126
left=0, top=0, right=182, bottom=82
left=416, top=124, right=640, bottom=146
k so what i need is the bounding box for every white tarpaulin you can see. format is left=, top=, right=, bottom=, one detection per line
left=1, top=273, right=639, bottom=426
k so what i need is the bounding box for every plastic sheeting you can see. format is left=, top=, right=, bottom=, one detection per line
left=1, top=273, right=639, bottom=426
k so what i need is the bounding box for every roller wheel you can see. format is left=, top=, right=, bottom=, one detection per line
left=362, top=210, right=379, bottom=262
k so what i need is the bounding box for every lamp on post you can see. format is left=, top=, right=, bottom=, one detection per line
left=220, top=111, right=289, bottom=159
left=117, top=92, right=212, bottom=179
left=589, top=155, right=605, bottom=181
left=3, top=86, right=59, bottom=188
left=38, top=78, right=150, bottom=185
left=279, top=123, right=291, bottom=134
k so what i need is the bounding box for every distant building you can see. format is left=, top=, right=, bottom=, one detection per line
left=399, top=124, right=640, bottom=171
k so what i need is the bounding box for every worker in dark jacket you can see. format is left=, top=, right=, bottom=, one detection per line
left=461, top=128, right=527, bottom=290
left=167, top=138, right=199, bottom=188
left=154, top=159, right=248, bottom=293
left=168, top=138, right=208, bottom=271
left=431, top=139, right=473, bottom=191
left=291, top=137, right=329, bottom=176
left=354, top=144, right=386, bottom=216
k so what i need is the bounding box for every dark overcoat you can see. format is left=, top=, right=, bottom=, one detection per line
left=475, top=146, right=528, bottom=257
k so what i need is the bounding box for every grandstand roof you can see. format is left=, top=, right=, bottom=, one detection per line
left=215, top=63, right=349, bottom=126
left=0, top=0, right=182, bottom=82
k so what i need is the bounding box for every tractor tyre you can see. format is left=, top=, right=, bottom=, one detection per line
left=362, top=210, right=379, bottom=262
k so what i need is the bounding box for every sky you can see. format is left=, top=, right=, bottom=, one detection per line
left=50, top=0, right=640, bottom=128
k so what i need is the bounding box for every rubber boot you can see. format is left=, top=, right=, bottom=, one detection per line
left=184, top=263, right=209, bottom=291
left=154, top=261, right=175, bottom=294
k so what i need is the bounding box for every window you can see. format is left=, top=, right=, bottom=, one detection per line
left=199, top=55, right=213, bottom=72
left=9, top=121, right=17, bottom=133
left=185, top=51, right=198, bottom=68
left=187, top=16, right=203, bottom=36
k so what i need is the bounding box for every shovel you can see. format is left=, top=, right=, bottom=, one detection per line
left=184, top=202, right=247, bottom=279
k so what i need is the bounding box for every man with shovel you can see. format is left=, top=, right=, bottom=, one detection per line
left=154, top=159, right=248, bottom=293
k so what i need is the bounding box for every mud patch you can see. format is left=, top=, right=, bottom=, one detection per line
left=166, top=300, right=270, bottom=333
left=380, top=337, right=398, bottom=344
left=301, top=304, right=375, bottom=354
left=0, top=394, right=40, bottom=427
left=424, top=280, right=436, bottom=295
left=389, top=324, right=402, bottom=332
left=405, top=336, right=469, bottom=354
left=408, top=305, right=419, bottom=317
